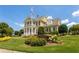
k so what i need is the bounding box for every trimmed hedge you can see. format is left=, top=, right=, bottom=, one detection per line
left=25, top=36, right=47, bottom=46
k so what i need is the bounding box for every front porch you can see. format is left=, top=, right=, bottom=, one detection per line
left=24, top=27, right=37, bottom=36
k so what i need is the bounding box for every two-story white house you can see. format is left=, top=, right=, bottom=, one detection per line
left=24, top=16, right=61, bottom=36
left=24, top=8, right=61, bottom=36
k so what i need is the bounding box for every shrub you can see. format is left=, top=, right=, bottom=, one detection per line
left=25, top=38, right=31, bottom=45
left=48, top=35, right=58, bottom=43
left=51, top=31, right=59, bottom=35
left=52, top=35, right=58, bottom=42
left=38, top=26, right=45, bottom=35
left=25, top=36, right=47, bottom=46
left=38, top=34, right=52, bottom=41
left=0, top=36, right=11, bottom=42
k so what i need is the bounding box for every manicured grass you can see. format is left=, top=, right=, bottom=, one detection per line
left=0, top=35, right=79, bottom=53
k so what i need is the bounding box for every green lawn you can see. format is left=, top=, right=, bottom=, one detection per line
left=0, top=35, right=79, bottom=53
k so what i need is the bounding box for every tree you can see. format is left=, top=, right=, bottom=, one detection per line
left=0, top=22, right=8, bottom=37
left=69, top=24, right=79, bottom=35
left=58, top=24, right=68, bottom=35
left=0, top=22, right=14, bottom=37
left=14, top=31, right=19, bottom=36
left=0, top=22, right=9, bottom=28
left=14, top=29, right=24, bottom=36
left=19, top=29, right=24, bottom=36
left=51, top=30, right=59, bottom=35
left=6, top=27, right=14, bottom=36
left=38, top=26, right=45, bottom=35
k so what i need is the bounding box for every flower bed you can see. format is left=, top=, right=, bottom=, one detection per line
left=25, top=36, right=47, bottom=46
left=0, top=37, right=11, bottom=41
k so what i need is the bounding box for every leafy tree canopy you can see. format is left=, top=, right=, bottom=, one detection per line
left=58, top=24, right=68, bottom=34
left=0, top=22, right=14, bottom=37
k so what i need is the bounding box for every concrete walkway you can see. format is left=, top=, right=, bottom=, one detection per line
left=0, top=49, right=23, bottom=53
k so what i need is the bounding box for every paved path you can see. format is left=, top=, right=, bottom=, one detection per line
left=0, top=49, right=23, bottom=53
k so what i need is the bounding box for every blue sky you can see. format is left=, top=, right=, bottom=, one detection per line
left=0, top=5, right=79, bottom=30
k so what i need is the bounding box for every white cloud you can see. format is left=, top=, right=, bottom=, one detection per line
left=61, top=19, right=69, bottom=24
left=47, top=16, right=53, bottom=19
left=67, top=22, right=77, bottom=28
left=72, top=10, right=79, bottom=17
left=14, top=23, right=24, bottom=27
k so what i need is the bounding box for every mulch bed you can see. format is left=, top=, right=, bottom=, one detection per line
left=46, top=41, right=64, bottom=46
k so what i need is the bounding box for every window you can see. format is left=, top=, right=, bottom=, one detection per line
left=27, top=28, right=29, bottom=33
left=36, top=22, right=38, bottom=26
left=33, top=22, right=36, bottom=25
left=27, top=22, right=29, bottom=26
left=33, top=28, right=35, bottom=33
left=30, top=28, right=31, bottom=34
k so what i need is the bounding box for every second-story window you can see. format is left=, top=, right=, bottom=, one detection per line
left=33, top=22, right=36, bottom=26
left=27, top=22, right=29, bottom=26
left=36, top=22, right=38, bottom=26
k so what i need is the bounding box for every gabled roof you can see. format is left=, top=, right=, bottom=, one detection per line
left=24, top=16, right=48, bottom=23
left=24, top=17, right=35, bottom=23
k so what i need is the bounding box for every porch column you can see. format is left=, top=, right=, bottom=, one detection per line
left=31, top=28, right=33, bottom=35
left=51, top=27, right=53, bottom=32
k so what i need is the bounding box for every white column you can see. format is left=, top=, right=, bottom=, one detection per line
left=32, top=21, right=33, bottom=26
left=51, top=27, right=53, bottom=32
left=36, top=28, right=38, bottom=35
left=27, top=28, right=30, bottom=36
left=31, top=28, right=33, bottom=35
left=56, top=26, right=58, bottom=31
left=30, top=28, right=31, bottom=35
left=25, top=28, right=27, bottom=36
